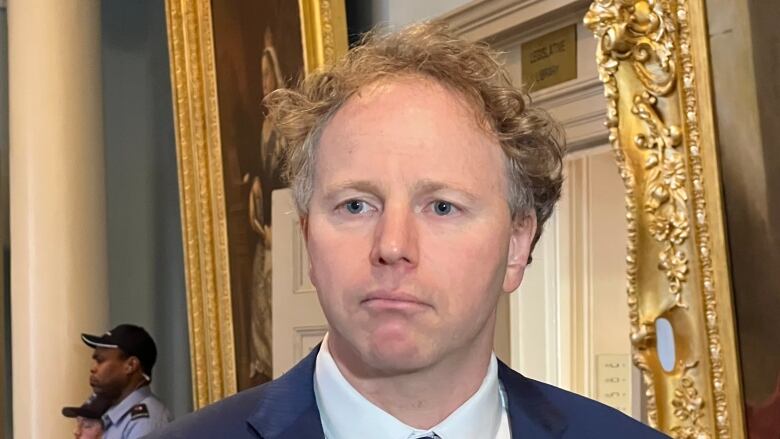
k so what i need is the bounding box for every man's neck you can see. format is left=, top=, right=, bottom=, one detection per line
left=114, top=377, right=147, bottom=407
left=327, top=331, right=495, bottom=429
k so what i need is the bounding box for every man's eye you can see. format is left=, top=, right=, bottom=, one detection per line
left=344, top=200, right=366, bottom=214
left=432, top=201, right=454, bottom=216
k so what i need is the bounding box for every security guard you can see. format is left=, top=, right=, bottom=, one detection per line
left=82, top=324, right=172, bottom=438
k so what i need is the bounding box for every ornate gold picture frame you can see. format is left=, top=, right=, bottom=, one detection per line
left=585, top=0, right=746, bottom=436
left=165, top=0, right=347, bottom=408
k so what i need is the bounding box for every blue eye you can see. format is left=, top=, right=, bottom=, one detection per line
left=432, top=201, right=453, bottom=216
left=344, top=200, right=365, bottom=214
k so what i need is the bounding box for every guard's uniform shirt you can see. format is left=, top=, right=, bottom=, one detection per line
left=102, top=386, right=172, bottom=439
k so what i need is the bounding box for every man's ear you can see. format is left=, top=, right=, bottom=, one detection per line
left=125, top=356, right=141, bottom=375
left=503, top=213, right=537, bottom=293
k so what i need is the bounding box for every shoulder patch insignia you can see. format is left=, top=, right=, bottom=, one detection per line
left=129, top=403, right=149, bottom=420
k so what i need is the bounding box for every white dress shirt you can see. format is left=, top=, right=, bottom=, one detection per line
left=314, top=334, right=512, bottom=438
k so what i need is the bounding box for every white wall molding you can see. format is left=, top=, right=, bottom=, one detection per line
left=442, top=0, right=589, bottom=42
left=531, top=76, right=601, bottom=108
left=530, top=77, right=608, bottom=151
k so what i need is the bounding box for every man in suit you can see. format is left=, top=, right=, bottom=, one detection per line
left=147, top=22, right=668, bottom=438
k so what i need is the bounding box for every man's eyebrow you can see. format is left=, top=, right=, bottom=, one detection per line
left=321, top=179, right=481, bottom=201
left=412, top=179, right=480, bottom=202
left=322, top=180, right=383, bottom=197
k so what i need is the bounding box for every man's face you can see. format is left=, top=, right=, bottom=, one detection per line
left=305, top=77, right=535, bottom=375
left=73, top=417, right=103, bottom=439
left=89, top=347, right=130, bottom=399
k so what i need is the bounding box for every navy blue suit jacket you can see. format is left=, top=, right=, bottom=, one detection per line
left=146, top=346, right=668, bottom=438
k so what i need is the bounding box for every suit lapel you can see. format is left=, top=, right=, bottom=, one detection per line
left=498, top=360, right=568, bottom=438
left=246, top=346, right=325, bottom=439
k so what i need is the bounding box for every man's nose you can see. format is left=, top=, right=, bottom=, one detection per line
left=370, top=203, right=418, bottom=268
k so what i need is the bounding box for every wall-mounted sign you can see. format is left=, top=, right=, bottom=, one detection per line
left=596, top=354, right=632, bottom=415
left=521, top=24, right=577, bottom=91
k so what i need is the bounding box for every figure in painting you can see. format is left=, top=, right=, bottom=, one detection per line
left=247, top=27, right=286, bottom=384
left=746, top=372, right=780, bottom=438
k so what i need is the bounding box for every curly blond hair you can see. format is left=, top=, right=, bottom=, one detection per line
left=265, top=22, right=565, bottom=247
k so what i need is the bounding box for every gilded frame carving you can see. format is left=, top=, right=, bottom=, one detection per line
left=585, top=1, right=746, bottom=437
left=165, top=0, right=347, bottom=408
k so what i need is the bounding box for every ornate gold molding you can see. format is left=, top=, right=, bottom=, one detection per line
left=299, top=0, right=348, bottom=75
left=585, top=1, right=746, bottom=437
left=166, top=0, right=347, bottom=408
left=165, top=0, right=236, bottom=408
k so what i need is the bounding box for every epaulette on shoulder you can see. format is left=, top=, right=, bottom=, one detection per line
left=129, top=403, right=150, bottom=421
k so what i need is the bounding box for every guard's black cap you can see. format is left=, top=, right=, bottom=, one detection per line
left=62, top=393, right=112, bottom=420
left=82, top=324, right=157, bottom=381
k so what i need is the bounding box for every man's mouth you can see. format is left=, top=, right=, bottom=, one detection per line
left=361, top=291, right=430, bottom=312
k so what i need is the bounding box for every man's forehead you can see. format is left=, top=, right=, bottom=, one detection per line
left=320, top=80, right=498, bottom=152
left=345, top=75, right=477, bottom=116
left=312, top=75, right=508, bottom=197
left=322, top=80, right=497, bottom=159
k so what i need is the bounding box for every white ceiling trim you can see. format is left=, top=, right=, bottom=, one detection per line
left=441, top=0, right=590, bottom=42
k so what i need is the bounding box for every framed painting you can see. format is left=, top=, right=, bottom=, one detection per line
left=165, top=0, right=347, bottom=407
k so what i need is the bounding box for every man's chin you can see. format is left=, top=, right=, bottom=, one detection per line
left=91, top=386, right=118, bottom=400
left=363, top=337, right=435, bottom=373
left=330, top=326, right=436, bottom=374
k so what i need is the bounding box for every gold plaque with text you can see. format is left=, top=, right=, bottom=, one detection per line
left=521, top=24, right=577, bottom=91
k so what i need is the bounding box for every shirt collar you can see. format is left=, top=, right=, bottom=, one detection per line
left=104, top=385, right=151, bottom=425
left=313, top=333, right=503, bottom=439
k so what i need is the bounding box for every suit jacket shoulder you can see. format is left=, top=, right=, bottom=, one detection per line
left=497, top=361, right=669, bottom=438
left=141, top=383, right=266, bottom=438
left=142, top=349, right=323, bottom=439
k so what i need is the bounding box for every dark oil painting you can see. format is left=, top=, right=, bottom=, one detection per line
left=210, top=0, right=304, bottom=390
